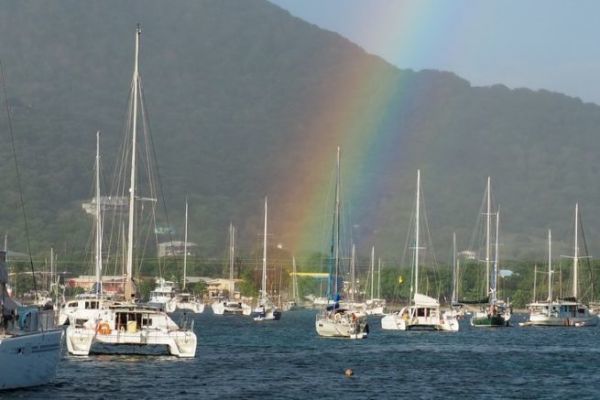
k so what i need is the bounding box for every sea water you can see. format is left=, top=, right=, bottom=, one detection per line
left=5, top=310, right=600, bottom=399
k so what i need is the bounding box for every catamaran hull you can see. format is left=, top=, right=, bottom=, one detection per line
left=381, top=313, right=459, bottom=332
left=174, top=302, right=204, bottom=314
left=520, top=315, right=598, bottom=327
left=148, top=301, right=177, bottom=313
left=315, top=314, right=368, bottom=339
left=66, top=327, right=196, bottom=358
left=212, top=301, right=251, bottom=315
left=365, top=306, right=385, bottom=316
left=252, top=309, right=282, bottom=321
left=0, top=329, right=63, bottom=390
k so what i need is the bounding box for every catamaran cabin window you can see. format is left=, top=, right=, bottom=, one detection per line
left=84, top=301, right=99, bottom=309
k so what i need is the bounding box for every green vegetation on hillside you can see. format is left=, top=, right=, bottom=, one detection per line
left=0, top=0, right=598, bottom=273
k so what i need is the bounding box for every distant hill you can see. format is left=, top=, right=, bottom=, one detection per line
left=0, top=0, right=598, bottom=265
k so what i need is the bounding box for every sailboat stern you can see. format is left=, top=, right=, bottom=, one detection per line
left=169, top=331, right=197, bottom=358
left=66, top=326, right=95, bottom=356
left=381, top=312, right=408, bottom=331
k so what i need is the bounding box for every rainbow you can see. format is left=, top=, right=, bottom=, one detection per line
left=268, top=2, right=465, bottom=259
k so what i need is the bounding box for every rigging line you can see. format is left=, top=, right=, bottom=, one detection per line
left=578, top=208, right=594, bottom=300
left=390, top=203, right=412, bottom=301
left=138, top=83, right=163, bottom=277
left=138, top=80, right=179, bottom=276
left=104, top=81, right=134, bottom=277
left=420, top=184, right=442, bottom=298
left=467, top=183, right=487, bottom=257
left=0, top=61, right=37, bottom=292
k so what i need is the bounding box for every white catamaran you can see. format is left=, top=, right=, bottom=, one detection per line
left=381, top=170, right=459, bottom=331
left=521, top=205, right=597, bottom=327
left=65, top=26, right=197, bottom=357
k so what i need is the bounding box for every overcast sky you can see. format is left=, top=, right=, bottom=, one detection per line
left=271, top=0, right=600, bottom=105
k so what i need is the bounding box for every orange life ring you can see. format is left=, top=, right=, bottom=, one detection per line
left=96, top=321, right=112, bottom=335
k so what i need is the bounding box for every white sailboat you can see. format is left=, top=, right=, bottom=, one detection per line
left=365, top=247, right=386, bottom=315
left=381, top=170, right=459, bottom=331
left=65, top=26, right=197, bottom=357
left=340, top=245, right=367, bottom=315
left=521, top=205, right=597, bottom=327
left=0, top=251, right=63, bottom=390
left=212, top=223, right=252, bottom=315
left=448, top=232, right=465, bottom=317
left=58, top=131, right=126, bottom=326
left=172, top=200, right=204, bottom=313
left=283, top=256, right=301, bottom=311
left=0, top=63, right=62, bottom=388
left=470, top=178, right=511, bottom=327
left=315, top=147, right=368, bottom=339
left=252, top=197, right=282, bottom=321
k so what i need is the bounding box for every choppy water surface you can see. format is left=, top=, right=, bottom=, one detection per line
left=5, top=311, right=600, bottom=399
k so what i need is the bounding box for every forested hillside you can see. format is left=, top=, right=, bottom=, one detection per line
left=0, top=0, right=599, bottom=270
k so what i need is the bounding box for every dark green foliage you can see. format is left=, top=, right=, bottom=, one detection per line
left=0, top=0, right=598, bottom=275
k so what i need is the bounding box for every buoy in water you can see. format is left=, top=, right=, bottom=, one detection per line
left=344, top=368, right=353, bottom=377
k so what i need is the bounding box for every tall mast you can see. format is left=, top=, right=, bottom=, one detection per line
left=95, top=131, right=103, bottom=297
left=452, top=232, right=457, bottom=304
left=573, top=203, right=579, bottom=299
left=533, top=264, right=537, bottom=302
left=492, top=208, right=499, bottom=303
left=485, top=176, right=491, bottom=298
left=334, top=147, right=341, bottom=297
left=414, top=169, right=421, bottom=297
left=370, top=246, right=375, bottom=301
left=377, top=257, right=381, bottom=299
left=292, top=256, right=298, bottom=303
left=51, top=247, right=58, bottom=306
left=548, top=229, right=552, bottom=301
left=125, top=25, right=141, bottom=300
left=350, top=244, right=356, bottom=303
left=50, top=247, right=54, bottom=283
left=183, top=199, right=188, bottom=291
left=121, top=223, right=126, bottom=277
left=229, top=223, right=235, bottom=294
left=50, top=247, right=55, bottom=290
left=261, top=197, right=268, bottom=302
